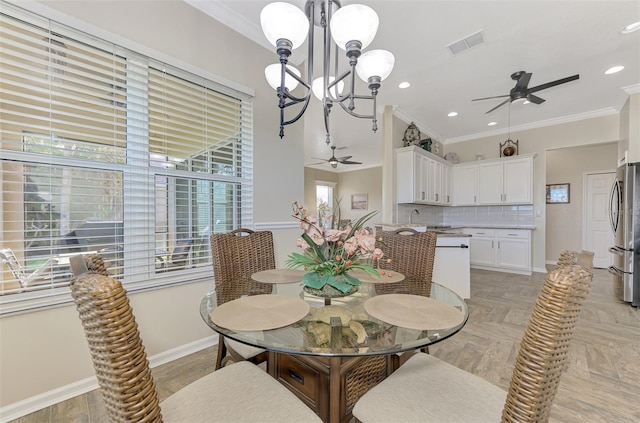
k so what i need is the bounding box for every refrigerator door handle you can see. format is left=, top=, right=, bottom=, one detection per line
left=609, top=246, right=626, bottom=256
left=609, top=179, right=621, bottom=235
left=608, top=266, right=625, bottom=277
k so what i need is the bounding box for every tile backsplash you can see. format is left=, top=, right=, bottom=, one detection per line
left=397, top=204, right=534, bottom=227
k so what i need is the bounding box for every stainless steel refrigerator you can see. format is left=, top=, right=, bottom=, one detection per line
left=609, top=162, right=640, bottom=307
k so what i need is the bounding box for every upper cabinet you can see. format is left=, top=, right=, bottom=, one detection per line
left=396, top=146, right=452, bottom=205
left=397, top=147, right=534, bottom=206
left=452, top=154, right=535, bottom=206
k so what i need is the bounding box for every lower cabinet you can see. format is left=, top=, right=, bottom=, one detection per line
left=464, top=228, right=532, bottom=275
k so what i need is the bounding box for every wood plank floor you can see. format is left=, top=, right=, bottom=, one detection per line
left=10, top=268, right=640, bottom=422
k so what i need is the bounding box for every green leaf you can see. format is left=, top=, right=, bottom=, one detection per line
left=301, top=272, right=326, bottom=289
left=326, top=276, right=353, bottom=293
left=341, top=272, right=362, bottom=286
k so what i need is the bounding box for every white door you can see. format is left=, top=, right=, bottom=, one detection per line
left=585, top=172, right=615, bottom=268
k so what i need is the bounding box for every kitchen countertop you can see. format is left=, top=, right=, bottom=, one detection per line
left=377, top=223, right=536, bottom=232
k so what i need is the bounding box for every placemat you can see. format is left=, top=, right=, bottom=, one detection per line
left=348, top=269, right=405, bottom=284
left=210, top=295, right=310, bottom=331
left=364, top=294, right=464, bottom=330
left=251, top=269, right=306, bottom=284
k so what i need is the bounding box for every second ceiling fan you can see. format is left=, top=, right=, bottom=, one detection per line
left=311, top=146, right=362, bottom=168
left=472, top=70, right=579, bottom=114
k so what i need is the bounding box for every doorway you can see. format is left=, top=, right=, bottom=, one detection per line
left=584, top=171, right=615, bottom=268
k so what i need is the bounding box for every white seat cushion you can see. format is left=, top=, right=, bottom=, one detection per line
left=353, top=353, right=506, bottom=423
left=161, top=361, right=321, bottom=422
left=225, top=337, right=265, bottom=359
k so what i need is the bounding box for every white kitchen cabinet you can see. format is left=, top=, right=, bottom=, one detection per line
left=478, top=157, right=533, bottom=205
left=432, top=236, right=470, bottom=298
left=395, top=146, right=451, bottom=205
left=452, top=164, right=478, bottom=205
left=463, top=228, right=532, bottom=275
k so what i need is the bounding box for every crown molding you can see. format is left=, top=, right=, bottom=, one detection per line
left=392, top=107, right=444, bottom=142
left=623, top=83, right=640, bottom=95
left=445, top=107, right=619, bottom=144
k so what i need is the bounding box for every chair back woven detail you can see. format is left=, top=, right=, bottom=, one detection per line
left=375, top=229, right=437, bottom=296
left=502, top=264, right=593, bottom=422
left=84, top=253, right=110, bottom=276
left=554, top=250, right=594, bottom=270
left=210, top=228, right=275, bottom=306
left=70, top=273, right=162, bottom=422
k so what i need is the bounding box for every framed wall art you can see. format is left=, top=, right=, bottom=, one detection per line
left=351, top=193, right=368, bottom=210
left=546, top=183, right=570, bottom=204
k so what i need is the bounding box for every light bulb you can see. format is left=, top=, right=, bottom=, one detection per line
left=330, top=4, right=379, bottom=50
left=260, top=2, right=309, bottom=50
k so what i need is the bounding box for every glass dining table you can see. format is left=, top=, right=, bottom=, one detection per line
left=199, top=270, right=469, bottom=423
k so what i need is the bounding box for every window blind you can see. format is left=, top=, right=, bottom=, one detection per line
left=0, top=4, right=253, bottom=313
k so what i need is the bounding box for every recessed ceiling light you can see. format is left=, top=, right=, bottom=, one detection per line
left=398, top=81, right=411, bottom=89
left=488, top=121, right=497, bottom=126
left=448, top=112, right=458, bottom=117
left=605, top=65, right=624, bottom=75
left=620, top=21, right=640, bottom=34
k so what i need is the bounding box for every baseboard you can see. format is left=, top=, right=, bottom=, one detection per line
left=0, top=335, right=218, bottom=423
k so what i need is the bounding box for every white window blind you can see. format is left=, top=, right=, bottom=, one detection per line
left=0, top=4, right=253, bottom=313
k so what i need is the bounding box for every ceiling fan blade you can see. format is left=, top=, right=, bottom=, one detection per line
left=485, top=98, right=510, bottom=114
left=336, top=155, right=352, bottom=161
left=308, top=161, right=327, bottom=166
left=311, top=157, right=328, bottom=162
left=340, top=160, right=362, bottom=165
left=527, top=74, right=579, bottom=94
left=527, top=94, right=545, bottom=104
left=514, top=72, right=532, bottom=90
left=472, top=94, right=510, bottom=102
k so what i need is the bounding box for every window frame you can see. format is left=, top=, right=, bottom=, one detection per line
left=0, top=2, right=254, bottom=315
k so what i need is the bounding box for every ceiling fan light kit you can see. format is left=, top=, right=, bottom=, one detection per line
left=261, top=0, right=395, bottom=144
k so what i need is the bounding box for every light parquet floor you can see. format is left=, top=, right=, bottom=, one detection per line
left=9, top=268, right=640, bottom=422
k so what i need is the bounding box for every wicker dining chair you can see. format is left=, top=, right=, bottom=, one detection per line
left=374, top=228, right=438, bottom=297
left=555, top=249, right=595, bottom=269
left=210, top=228, right=275, bottom=370
left=70, top=273, right=321, bottom=423
left=353, top=264, right=593, bottom=422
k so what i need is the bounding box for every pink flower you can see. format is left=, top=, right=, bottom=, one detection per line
left=296, top=238, right=309, bottom=249
left=358, top=234, right=377, bottom=253
left=372, top=248, right=384, bottom=260
left=343, top=237, right=358, bottom=256
left=325, top=229, right=342, bottom=242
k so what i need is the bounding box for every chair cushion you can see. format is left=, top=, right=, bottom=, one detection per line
left=353, top=353, right=506, bottom=423
left=161, top=361, right=321, bottom=422
left=225, top=338, right=265, bottom=359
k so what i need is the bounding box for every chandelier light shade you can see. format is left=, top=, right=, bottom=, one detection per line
left=329, top=4, right=379, bottom=51
left=261, top=0, right=394, bottom=143
left=356, top=49, right=395, bottom=82
left=260, top=2, right=309, bottom=50
left=312, top=76, right=344, bottom=101
left=265, top=63, right=301, bottom=90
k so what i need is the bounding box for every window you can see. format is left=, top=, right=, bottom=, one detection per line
left=315, top=181, right=336, bottom=227
left=0, top=5, right=253, bottom=312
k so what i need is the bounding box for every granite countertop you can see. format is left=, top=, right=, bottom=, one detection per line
left=455, top=225, right=536, bottom=230
left=377, top=223, right=536, bottom=231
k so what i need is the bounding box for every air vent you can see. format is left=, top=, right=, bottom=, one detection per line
left=447, top=30, right=485, bottom=55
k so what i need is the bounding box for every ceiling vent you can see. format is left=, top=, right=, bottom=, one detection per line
left=447, top=30, right=485, bottom=55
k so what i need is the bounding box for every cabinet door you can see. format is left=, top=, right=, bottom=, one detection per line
left=504, top=158, right=533, bottom=204
left=469, top=238, right=495, bottom=266
left=431, top=160, right=443, bottom=204
left=452, top=165, right=478, bottom=205
left=395, top=151, right=420, bottom=203
left=417, top=155, right=430, bottom=202
left=442, top=165, right=452, bottom=205
left=478, top=162, right=503, bottom=204
left=496, top=238, right=529, bottom=270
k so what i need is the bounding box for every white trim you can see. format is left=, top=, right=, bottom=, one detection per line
left=254, top=222, right=299, bottom=230
left=5, top=0, right=254, bottom=97
left=623, top=83, right=640, bottom=95
left=446, top=107, right=619, bottom=144
left=582, top=170, right=616, bottom=267
left=315, top=180, right=337, bottom=188
left=534, top=266, right=549, bottom=273
left=0, top=335, right=218, bottom=422
left=393, top=107, right=444, bottom=143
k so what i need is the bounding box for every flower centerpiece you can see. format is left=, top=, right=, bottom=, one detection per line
left=286, top=200, right=384, bottom=296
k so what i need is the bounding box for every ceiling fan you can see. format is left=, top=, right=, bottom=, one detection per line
left=311, top=146, right=362, bottom=168
left=472, top=70, right=579, bottom=114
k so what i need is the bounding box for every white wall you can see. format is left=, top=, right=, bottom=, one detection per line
left=0, top=0, right=305, bottom=412
left=545, top=143, right=618, bottom=262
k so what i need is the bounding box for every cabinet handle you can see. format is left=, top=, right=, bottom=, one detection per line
left=288, top=369, right=304, bottom=385
left=477, top=232, right=485, bottom=235
left=507, top=233, right=518, bottom=236
left=435, top=193, right=439, bottom=201
left=421, top=191, right=425, bottom=200
left=498, top=241, right=501, bottom=248
left=491, top=241, right=494, bottom=248
left=474, top=195, right=477, bottom=203
left=447, top=195, right=450, bottom=203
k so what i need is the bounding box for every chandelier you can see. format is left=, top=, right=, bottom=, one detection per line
left=261, top=0, right=395, bottom=144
